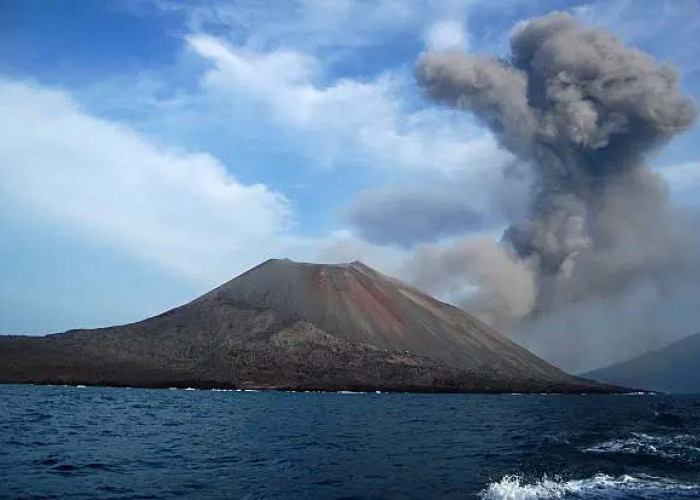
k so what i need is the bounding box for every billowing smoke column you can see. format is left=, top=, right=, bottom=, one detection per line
left=411, top=12, right=698, bottom=368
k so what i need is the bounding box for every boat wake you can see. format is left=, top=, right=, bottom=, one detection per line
left=480, top=473, right=700, bottom=499
left=583, top=433, right=700, bottom=462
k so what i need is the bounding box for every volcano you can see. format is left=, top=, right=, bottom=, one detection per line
left=0, top=259, right=616, bottom=392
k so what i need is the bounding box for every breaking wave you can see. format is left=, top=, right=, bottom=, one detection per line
left=583, top=433, right=700, bottom=462
left=480, top=473, right=700, bottom=499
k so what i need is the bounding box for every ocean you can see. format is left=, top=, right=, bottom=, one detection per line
left=1, top=385, right=699, bottom=499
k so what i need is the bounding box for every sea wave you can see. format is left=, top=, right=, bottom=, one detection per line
left=480, top=473, right=700, bottom=499
left=583, top=433, right=700, bottom=462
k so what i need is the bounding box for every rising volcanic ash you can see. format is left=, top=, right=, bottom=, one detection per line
left=410, top=12, right=697, bottom=368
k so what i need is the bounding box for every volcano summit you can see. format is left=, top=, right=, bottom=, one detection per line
left=0, top=259, right=615, bottom=392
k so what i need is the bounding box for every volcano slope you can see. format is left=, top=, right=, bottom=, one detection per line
left=0, top=259, right=617, bottom=392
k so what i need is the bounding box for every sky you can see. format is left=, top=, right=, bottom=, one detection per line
left=1, top=0, right=699, bottom=370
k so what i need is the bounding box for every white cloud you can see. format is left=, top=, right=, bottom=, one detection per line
left=424, top=20, right=469, bottom=51
left=0, top=79, right=297, bottom=284
left=187, top=34, right=506, bottom=174
left=0, top=73, right=502, bottom=292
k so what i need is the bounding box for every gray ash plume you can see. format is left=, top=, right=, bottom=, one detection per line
left=411, top=12, right=698, bottom=369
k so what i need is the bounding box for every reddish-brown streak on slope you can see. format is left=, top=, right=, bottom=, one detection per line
left=345, top=274, right=407, bottom=337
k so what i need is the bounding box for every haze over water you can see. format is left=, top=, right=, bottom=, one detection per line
left=2, top=385, right=700, bottom=499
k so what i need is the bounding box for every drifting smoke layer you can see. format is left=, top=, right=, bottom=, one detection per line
left=411, top=12, right=698, bottom=369
left=406, top=239, right=536, bottom=328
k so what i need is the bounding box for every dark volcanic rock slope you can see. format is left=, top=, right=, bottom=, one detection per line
left=0, top=259, right=613, bottom=392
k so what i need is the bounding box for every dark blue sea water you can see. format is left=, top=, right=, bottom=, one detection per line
left=1, top=385, right=700, bottom=499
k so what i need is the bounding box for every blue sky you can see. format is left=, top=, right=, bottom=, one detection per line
left=1, top=0, right=699, bottom=336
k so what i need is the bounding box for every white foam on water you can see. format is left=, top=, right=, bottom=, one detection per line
left=480, top=473, right=700, bottom=499
left=584, top=433, right=700, bottom=461
left=75, top=385, right=86, bottom=388
left=183, top=387, right=196, bottom=391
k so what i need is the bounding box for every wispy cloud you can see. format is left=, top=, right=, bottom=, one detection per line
left=153, top=0, right=468, bottom=52
left=187, top=34, right=505, bottom=174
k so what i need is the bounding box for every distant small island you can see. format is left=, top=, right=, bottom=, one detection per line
left=0, top=259, right=621, bottom=393
left=583, top=331, right=700, bottom=394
